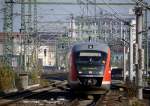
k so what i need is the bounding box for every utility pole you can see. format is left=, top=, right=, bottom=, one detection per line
left=121, top=21, right=126, bottom=81
left=55, top=38, right=58, bottom=69
left=135, top=1, right=144, bottom=99
left=94, top=0, right=96, bottom=19
left=33, top=0, right=37, bottom=34
left=28, top=0, right=32, bottom=33
left=26, top=0, right=32, bottom=72
left=123, top=28, right=126, bottom=81
left=21, top=0, right=27, bottom=72
left=33, top=0, right=38, bottom=64
left=144, top=9, right=148, bottom=78
left=86, top=0, right=89, bottom=17
left=70, top=14, right=73, bottom=38
left=129, top=21, right=134, bottom=82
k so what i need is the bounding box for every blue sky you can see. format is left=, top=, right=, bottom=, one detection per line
left=0, top=0, right=150, bottom=32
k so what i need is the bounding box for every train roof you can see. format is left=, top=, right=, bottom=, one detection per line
left=72, top=41, right=109, bottom=53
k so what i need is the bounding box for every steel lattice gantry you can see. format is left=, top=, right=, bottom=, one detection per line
left=20, top=0, right=38, bottom=72
left=3, top=0, right=14, bottom=66
left=15, top=1, right=136, bottom=5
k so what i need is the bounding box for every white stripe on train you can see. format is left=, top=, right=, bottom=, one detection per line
left=102, top=81, right=111, bottom=84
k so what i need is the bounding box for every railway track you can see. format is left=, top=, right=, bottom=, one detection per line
left=5, top=89, right=128, bottom=106
left=96, top=90, right=128, bottom=106
left=0, top=78, right=129, bottom=106
left=67, top=90, right=128, bottom=106
left=0, top=80, right=68, bottom=106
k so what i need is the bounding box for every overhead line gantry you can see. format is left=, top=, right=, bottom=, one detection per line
left=12, top=1, right=136, bottom=5
left=3, top=0, right=14, bottom=67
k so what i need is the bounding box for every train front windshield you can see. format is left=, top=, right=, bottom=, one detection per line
left=76, top=51, right=107, bottom=75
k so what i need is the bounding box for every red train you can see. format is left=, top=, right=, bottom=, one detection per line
left=68, top=41, right=111, bottom=94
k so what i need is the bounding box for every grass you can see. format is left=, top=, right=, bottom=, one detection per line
left=0, top=62, right=15, bottom=92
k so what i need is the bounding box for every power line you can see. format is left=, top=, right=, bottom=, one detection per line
left=87, top=0, right=134, bottom=27
left=101, top=0, right=123, bottom=18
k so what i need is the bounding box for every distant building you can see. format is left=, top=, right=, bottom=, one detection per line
left=38, top=32, right=69, bottom=67
left=0, top=32, right=23, bottom=55
left=0, top=31, right=70, bottom=69
left=0, top=32, right=24, bottom=68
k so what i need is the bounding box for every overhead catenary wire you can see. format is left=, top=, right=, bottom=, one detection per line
left=87, top=0, right=135, bottom=27
left=101, top=0, right=123, bottom=18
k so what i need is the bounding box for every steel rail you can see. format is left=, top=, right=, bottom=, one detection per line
left=0, top=80, right=67, bottom=106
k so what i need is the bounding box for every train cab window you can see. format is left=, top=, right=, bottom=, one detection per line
left=76, top=51, right=107, bottom=73
left=76, top=51, right=107, bottom=65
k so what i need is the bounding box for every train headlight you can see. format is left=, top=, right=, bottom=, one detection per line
left=99, top=71, right=103, bottom=75
left=102, top=60, right=106, bottom=64
left=89, top=71, right=92, bottom=74
left=78, top=71, right=82, bottom=74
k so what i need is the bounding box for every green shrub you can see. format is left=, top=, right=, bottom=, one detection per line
left=29, top=63, right=42, bottom=85
left=129, top=98, right=145, bottom=106
left=29, top=71, right=39, bottom=84
left=0, top=62, right=15, bottom=92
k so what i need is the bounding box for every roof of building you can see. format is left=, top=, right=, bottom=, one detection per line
left=0, top=32, right=24, bottom=43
